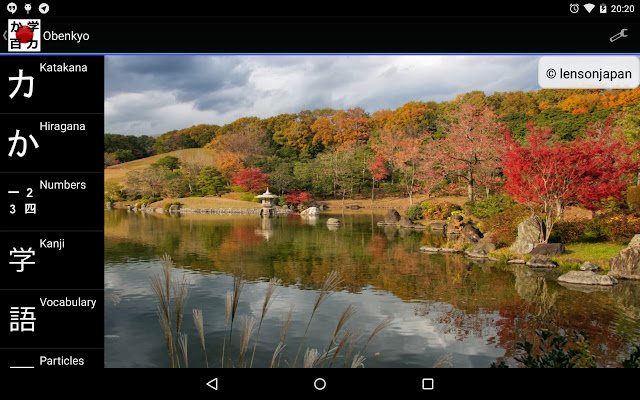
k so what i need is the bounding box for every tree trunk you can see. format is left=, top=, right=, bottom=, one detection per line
left=371, top=177, right=375, bottom=203
left=467, top=169, right=475, bottom=202
left=637, top=170, right=640, bottom=186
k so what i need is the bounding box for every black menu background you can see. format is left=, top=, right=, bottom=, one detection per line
left=0, top=56, right=103, bottom=369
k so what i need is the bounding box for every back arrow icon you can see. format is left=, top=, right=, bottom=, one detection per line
left=3, top=30, right=7, bottom=41
left=206, top=378, right=218, bottom=390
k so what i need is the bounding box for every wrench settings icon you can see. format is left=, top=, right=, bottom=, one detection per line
left=610, top=28, right=629, bottom=42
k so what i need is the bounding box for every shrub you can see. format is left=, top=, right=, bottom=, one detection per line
left=406, top=204, right=423, bottom=221
left=285, top=191, right=312, bottom=206
left=483, top=204, right=530, bottom=248
left=628, top=186, right=640, bottom=212
left=140, top=196, right=163, bottom=205
left=420, top=201, right=462, bottom=220
left=466, top=194, right=516, bottom=219
left=549, top=219, right=606, bottom=243
left=239, top=193, right=260, bottom=203
left=163, top=201, right=183, bottom=211
left=491, top=330, right=595, bottom=368
left=602, top=213, right=640, bottom=244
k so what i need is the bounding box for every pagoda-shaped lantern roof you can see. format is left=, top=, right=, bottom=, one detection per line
left=256, top=188, right=279, bottom=199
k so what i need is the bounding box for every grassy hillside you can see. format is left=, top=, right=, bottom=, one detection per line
left=150, top=196, right=261, bottom=209
left=105, top=148, right=217, bottom=186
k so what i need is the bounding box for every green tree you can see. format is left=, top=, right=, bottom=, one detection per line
left=198, top=167, right=229, bottom=197
left=114, top=149, right=136, bottom=163
left=153, top=155, right=181, bottom=171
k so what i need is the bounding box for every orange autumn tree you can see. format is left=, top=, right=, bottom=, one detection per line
left=432, top=105, right=504, bottom=202
left=311, top=107, right=371, bottom=148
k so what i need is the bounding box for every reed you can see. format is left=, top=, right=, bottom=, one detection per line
left=327, top=304, right=356, bottom=351
left=432, top=353, right=453, bottom=368
left=221, top=274, right=244, bottom=367
left=238, top=316, right=256, bottom=367
left=150, top=254, right=190, bottom=368
left=192, top=309, right=208, bottom=368
left=270, top=342, right=286, bottom=368
left=270, top=304, right=294, bottom=368
left=360, top=316, right=393, bottom=356
left=351, top=353, right=366, bottom=368
left=303, top=348, right=320, bottom=368
left=294, top=270, right=342, bottom=366
left=249, top=278, right=281, bottom=368
left=178, top=332, right=189, bottom=368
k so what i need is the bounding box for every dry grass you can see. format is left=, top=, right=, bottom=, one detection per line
left=295, top=270, right=342, bottom=366
left=432, top=353, right=454, bottom=368
left=238, top=316, right=257, bottom=367
left=150, top=254, right=190, bottom=368
left=270, top=342, right=286, bottom=368
left=150, top=196, right=261, bottom=209
left=250, top=278, right=282, bottom=368
left=303, top=348, right=321, bottom=368
left=351, top=353, right=366, bottom=368
left=361, top=317, right=393, bottom=356
left=323, top=195, right=468, bottom=213
left=327, top=305, right=356, bottom=354
left=222, top=274, right=244, bottom=367
left=104, top=148, right=217, bottom=186
left=192, top=309, right=208, bottom=368
left=178, top=332, right=189, bottom=368
left=150, top=259, right=394, bottom=369
left=270, top=305, right=295, bottom=368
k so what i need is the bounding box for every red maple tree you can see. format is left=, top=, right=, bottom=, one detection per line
left=503, top=121, right=639, bottom=242
left=230, top=167, right=269, bottom=193
left=285, top=191, right=312, bottom=206
left=367, top=155, right=389, bottom=201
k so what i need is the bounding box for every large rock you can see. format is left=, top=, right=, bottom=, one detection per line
left=326, top=218, right=342, bottom=226
left=465, top=249, right=489, bottom=258
left=628, top=234, right=640, bottom=248
left=462, top=223, right=483, bottom=243
left=384, top=209, right=401, bottom=224
left=526, top=256, right=558, bottom=268
left=300, top=207, right=320, bottom=218
left=579, top=262, right=599, bottom=272
left=465, top=238, right=495, bottom=258
left=530, top=243, right=565, bottom=256
left=511, top=216, right=545, bottom=254
left=609, top=236, right=640, bottom=279
left=420, top=246, right=441, bottom=253
left=558, top=270, right=618, bottom=286
left=399, top=216, right=415, bottom=228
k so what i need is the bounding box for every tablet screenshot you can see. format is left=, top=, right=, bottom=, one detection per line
left=2, top=1, right=639, bottom=395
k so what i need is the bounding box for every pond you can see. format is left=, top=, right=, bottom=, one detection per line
left=104, top=210, right=640, bottom=368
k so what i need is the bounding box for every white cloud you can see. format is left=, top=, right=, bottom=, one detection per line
left=105, top=55, right=540, bottom=135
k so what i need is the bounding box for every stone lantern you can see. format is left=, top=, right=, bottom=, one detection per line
left=255, top=188, right=279, bottom=217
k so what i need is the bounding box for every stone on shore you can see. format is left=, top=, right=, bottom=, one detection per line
left=530, top=243, right=565, bottom=256
left=526, top=256, right=558, bottom=268
left=384, top=209, right=402, bottom=224
left=511, top=216, right=545, bottom=254
left=609, top=234, right=640, bottom=280
left=300, top=207, right=320, bottom=218
left=579, top=262, right=599, bottom=272
left=558, top=270, right=618, bottom=286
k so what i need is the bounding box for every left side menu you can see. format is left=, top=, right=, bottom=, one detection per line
left=0, top=56, right=104, bottom=369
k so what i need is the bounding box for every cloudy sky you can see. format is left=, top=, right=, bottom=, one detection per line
left=105, top=56, right=540, bottom=135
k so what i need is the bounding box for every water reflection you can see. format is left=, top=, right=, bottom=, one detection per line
left=105, top=210, right=640, bottom=368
